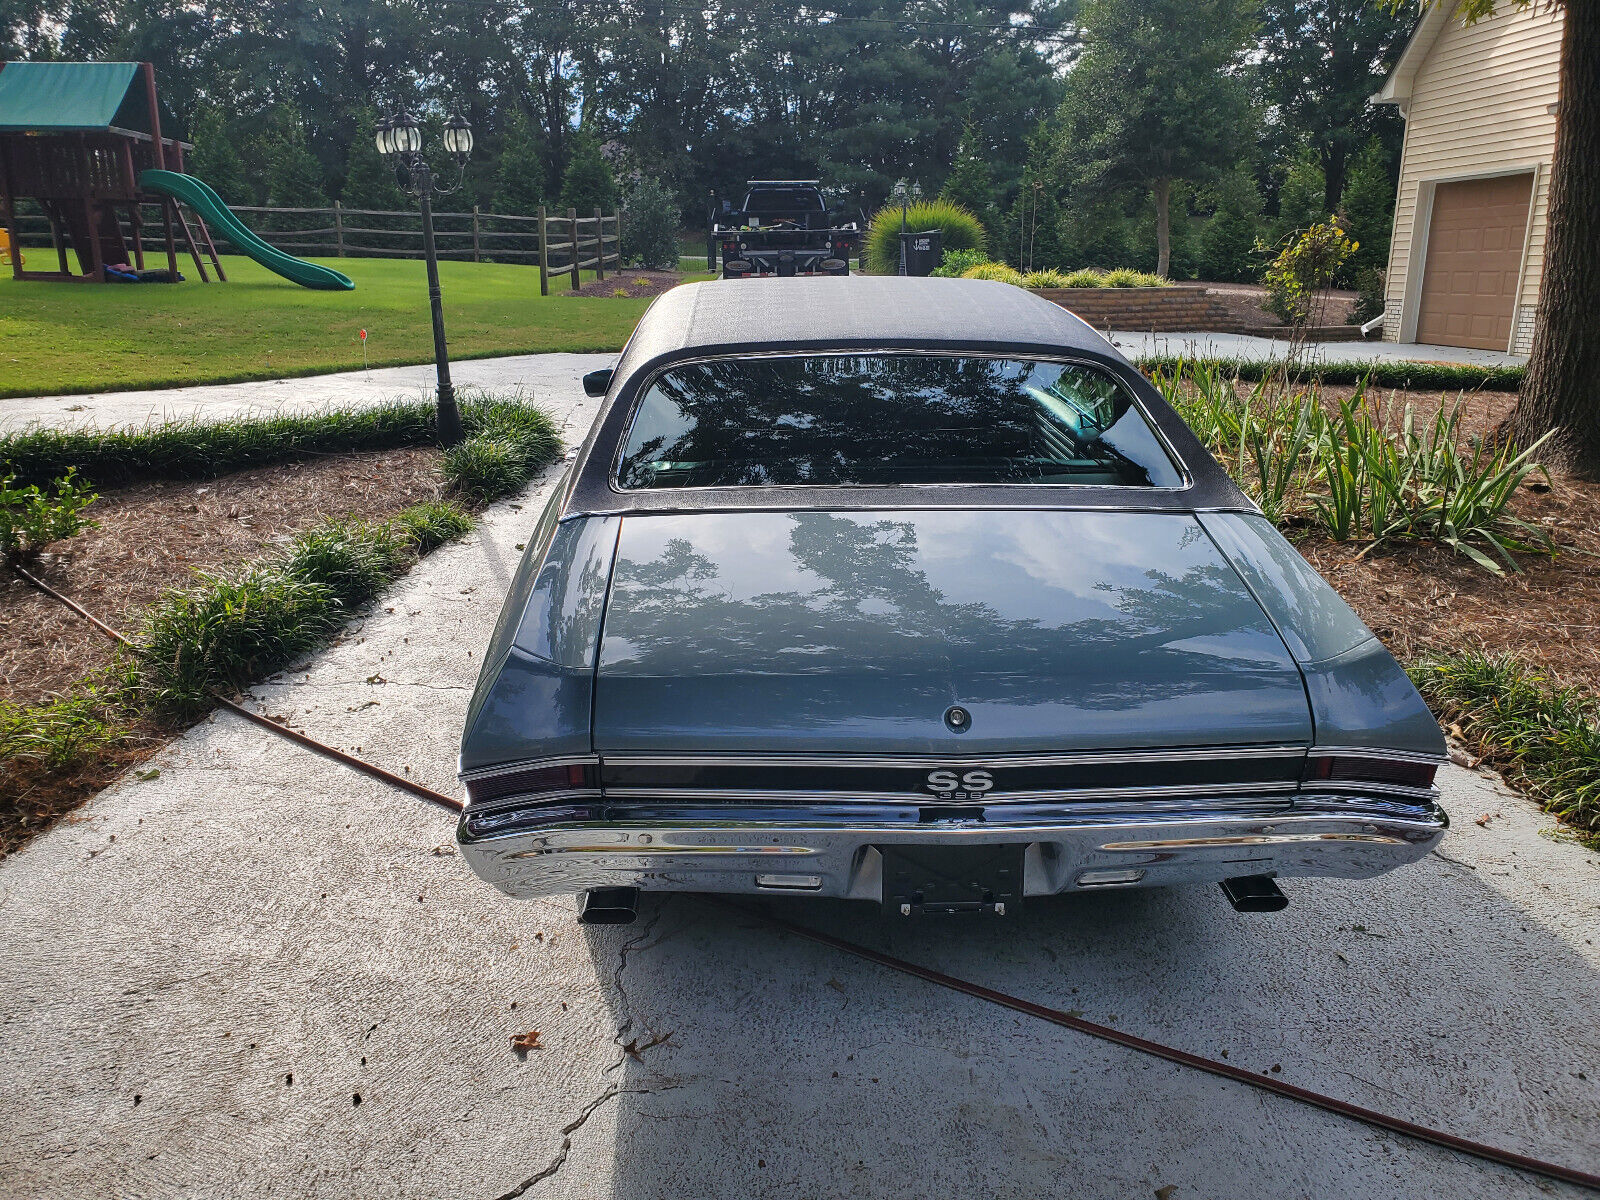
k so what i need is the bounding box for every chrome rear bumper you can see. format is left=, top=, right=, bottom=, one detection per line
left=457, top=795, right=1447, bottom=901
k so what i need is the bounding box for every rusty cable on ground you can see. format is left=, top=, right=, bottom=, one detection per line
left=10, top=560, right=462, bottom=814
left=17, top=562, right=1600, bottom=1193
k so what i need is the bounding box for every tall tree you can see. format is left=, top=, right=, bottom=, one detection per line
left=1256, top=0, right=1409, bottom=212
left=559, top=126, right=619, bottom=213
left=1054, top=0, right=1254, bottom=277
left=263, top=105, right=328, bottom=210
left=492, top=108, right=548, bottom=215
left=940, top=125, right=1000, bottom=238
left=1445, top=0, right=1600, bottom=476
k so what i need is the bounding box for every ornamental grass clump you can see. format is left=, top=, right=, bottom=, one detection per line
left=136, top=502, right=474, bottom=714
left=1148, top=360, right=1551, bottom=573
left=1412, top=649, right=1600, bottom=837
left=960, top=262, right=1026, bottom=285
left=1021, top=269, right=1069, bottom=288
left=865, top=199, right=987, bottom=274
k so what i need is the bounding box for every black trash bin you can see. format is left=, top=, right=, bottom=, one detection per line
left=898, top=229, right=943, bottom=276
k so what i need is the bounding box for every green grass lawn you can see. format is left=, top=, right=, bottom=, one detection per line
left=0, top=256, right=662, bottom=398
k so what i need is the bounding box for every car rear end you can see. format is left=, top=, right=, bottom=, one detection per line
left=457, top=324, right=1446, bottom=916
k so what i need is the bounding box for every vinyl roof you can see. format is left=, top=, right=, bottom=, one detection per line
left=0, top=61, right=183, bottom=139
left=614, top=277, right=1117, bottom=383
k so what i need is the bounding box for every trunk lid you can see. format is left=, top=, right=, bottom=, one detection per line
left=594, top=510, right=1311, bottom=756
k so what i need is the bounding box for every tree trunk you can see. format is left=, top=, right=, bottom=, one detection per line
left=1153, top=177, right=1171, bottom=278
left=1322, top=146, right=1346, bottom=217
left=1509, top=0, right=1600, bottom=478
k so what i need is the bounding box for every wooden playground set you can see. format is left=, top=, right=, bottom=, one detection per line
left=0, top=60, right=352, bottom=289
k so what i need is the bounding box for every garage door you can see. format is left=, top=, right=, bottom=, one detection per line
left=1416, top=174, right=1532, bottom=351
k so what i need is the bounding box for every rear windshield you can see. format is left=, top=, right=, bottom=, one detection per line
left=742, top=189, right=825, bottom=214
left=615, top=354, right=1182, bottom=490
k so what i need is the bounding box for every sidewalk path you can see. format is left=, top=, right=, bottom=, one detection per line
left=2, top=334, right=1521, bottom=436
left=0, top=352, right=617, bottom=434
left=1108, top=329, right=1525, bottom=367
left=0, top=377, right=1594, bottom=1198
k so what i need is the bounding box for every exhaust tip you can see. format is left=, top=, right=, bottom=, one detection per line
left=1219, top=874, right=1288, bottom=913
left=578, top=886, right=640, bottom=925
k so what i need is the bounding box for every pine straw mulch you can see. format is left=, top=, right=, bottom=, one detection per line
left=1, top=447, right=446, bottom=855
left=567, top=269, right=685, bottom=300
left=1301, top=476, right=1600, bottom=693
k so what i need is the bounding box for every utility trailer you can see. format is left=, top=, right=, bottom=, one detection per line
left=708, top=180, right=862, bottom=279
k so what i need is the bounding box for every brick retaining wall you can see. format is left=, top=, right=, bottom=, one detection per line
left=1033, top=285, right=1238, bottom=333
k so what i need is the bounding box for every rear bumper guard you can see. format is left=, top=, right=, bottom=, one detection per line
left=457, top=796, right=1447, bottom=900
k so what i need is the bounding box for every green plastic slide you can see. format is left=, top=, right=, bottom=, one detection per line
left=138, top=169, right=355, bottom=291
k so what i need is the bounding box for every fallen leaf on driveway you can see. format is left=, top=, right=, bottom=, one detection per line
left=825, top=978, right=845, bottom=993
left=622, top=1030, right=674, bottom=1061
left=509, top=1031, right=542, bottom=1052
left=1155, top=1186, right=1177, bottom=1200
left=1475, top=813, right=1494, bottom=828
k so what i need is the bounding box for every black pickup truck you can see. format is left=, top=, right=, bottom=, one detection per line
left=709, top=181, right=862, bottom=279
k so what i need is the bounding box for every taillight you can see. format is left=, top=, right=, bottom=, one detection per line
left=1304, top=754, right=1438, bottom=790
left=465, top=761, right=597, bottom=805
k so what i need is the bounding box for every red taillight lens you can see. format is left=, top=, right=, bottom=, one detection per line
left=1305, top=754, right=1437, bottom=790
left=465, top=762, right=596, bottom=805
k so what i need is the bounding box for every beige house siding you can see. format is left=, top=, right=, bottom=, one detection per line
left=1382, top=2, right=1562, bottom=353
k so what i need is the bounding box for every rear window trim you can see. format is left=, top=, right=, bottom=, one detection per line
left=606, top=349, right=1194, bottom=495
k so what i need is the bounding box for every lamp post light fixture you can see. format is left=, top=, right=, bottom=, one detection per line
left=894, top=179, right=921, bottom=275
left=375, top=107, right=473, bottom=445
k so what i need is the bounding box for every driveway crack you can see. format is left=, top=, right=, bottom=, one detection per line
left=488, top=1080, right=682, bottom=1200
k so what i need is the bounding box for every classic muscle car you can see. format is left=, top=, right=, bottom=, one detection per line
left=457, top=277, right=1448, bottom=923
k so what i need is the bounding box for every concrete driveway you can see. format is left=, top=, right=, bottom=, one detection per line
left=2, top=370, right=1596, bottom=1200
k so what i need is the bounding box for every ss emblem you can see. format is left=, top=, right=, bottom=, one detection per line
left=926, top=769, right=994, bottom=796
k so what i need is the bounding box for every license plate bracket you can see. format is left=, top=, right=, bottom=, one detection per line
left=880, top=843, right=1025, bottom=916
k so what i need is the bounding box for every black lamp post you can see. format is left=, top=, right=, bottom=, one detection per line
left=376, top=107, right=474, bottom=446
left=894, top=179, right=922, bottom=276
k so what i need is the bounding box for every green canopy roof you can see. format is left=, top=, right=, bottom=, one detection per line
left=0, top=61, right=184, bottom=140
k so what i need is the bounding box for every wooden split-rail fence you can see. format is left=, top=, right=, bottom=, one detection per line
left=7, top=201, right=621, bottom=295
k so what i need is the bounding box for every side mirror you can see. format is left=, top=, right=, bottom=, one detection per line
left=582, top=368, right=614, bottom=398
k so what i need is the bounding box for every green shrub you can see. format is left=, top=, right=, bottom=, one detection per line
left=395, top=500, right=474, bottom=551
left=1261, top=219, right=1358, bottom=326
left=1412, top=650, right=1600, bottom=837
left=135, top=504, right=475, bottom=715
left=960, top=262, right=1026, bottom=285
left=1147, top=361, right=1551, bottom=572
left=442, top=437, right=529, bottom=499
left=1101, top=267, right=1170, bottom=288
left=1352, top=265, right=1387, bottom=326
left=930, top=248, right=990, bottom=279
left=1062, top=268, right=1107, bottom=288
left=865, top=199, right=987, bottom=275
left=1, top=395, right=560, bottom=491
left=281, top=520, right=407, bottom=608
left=621, top=176, right=680, bottom=271
left=139, top=567, right=340, bottom=713
left=0, top=690, right=118, bottom=770
left=1021, top=269, right=1069, bottom=288
left=0, top=468, right=98, bottom=560
left=1137, top=356, right=1524, bottom=392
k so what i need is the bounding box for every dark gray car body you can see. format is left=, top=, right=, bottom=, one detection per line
left=457, top=277, right=1446, bottom=904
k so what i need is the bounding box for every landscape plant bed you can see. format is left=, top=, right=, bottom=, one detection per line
left=568, top=269, right=688, bottom=300
left=1, top=396, right=561, bottom=856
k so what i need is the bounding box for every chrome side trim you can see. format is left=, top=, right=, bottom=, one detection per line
left=460, top=755, right=599, bottom=783
left=597, top=745, right=1308, bottom=771
left=599, top=781, right=1301, bottom=805
left=1311, top=746, right=1448, bottom=765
